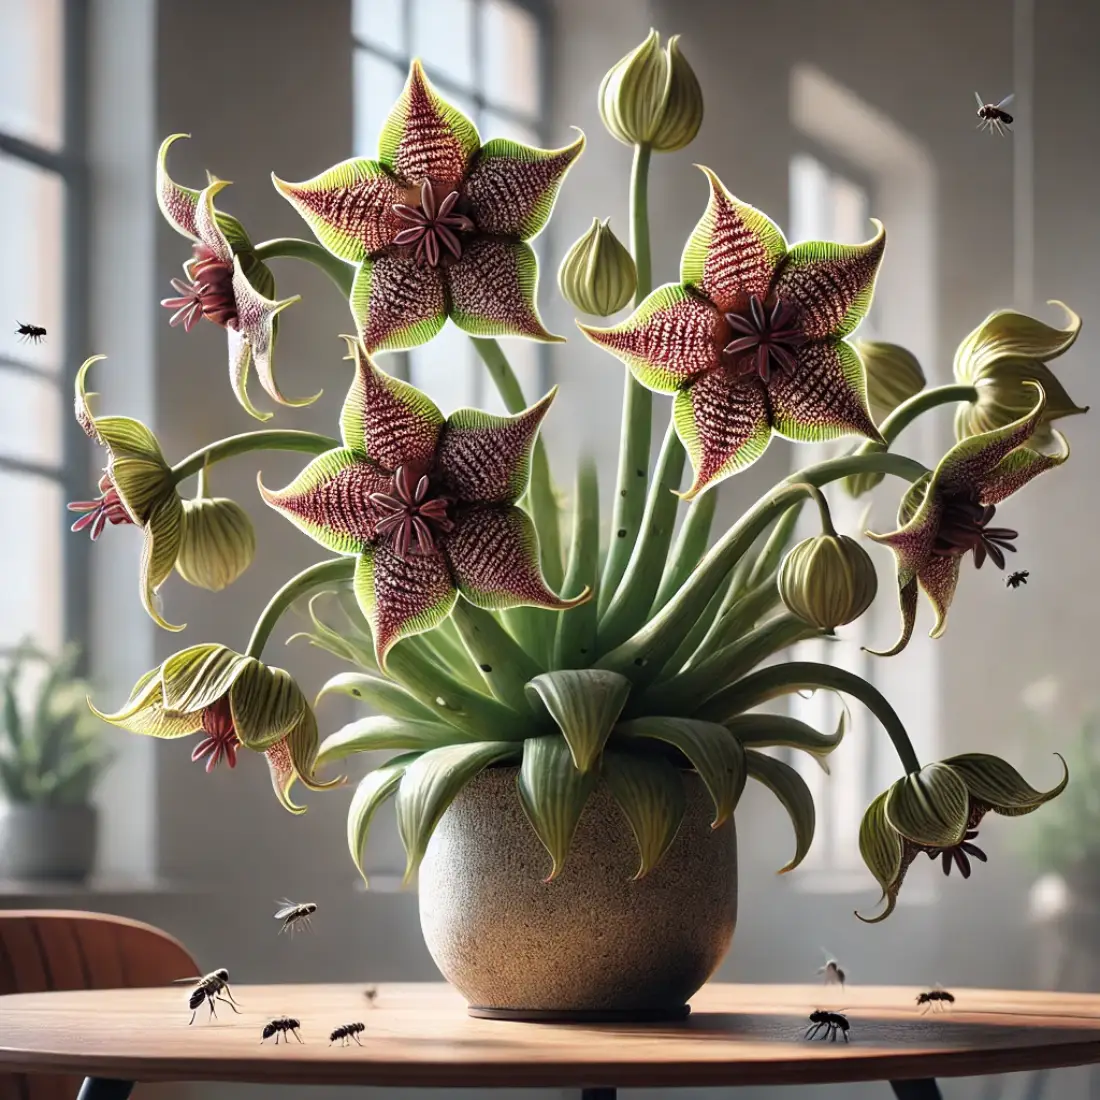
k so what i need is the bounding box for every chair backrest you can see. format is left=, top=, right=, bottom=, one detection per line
left=0, top=910, right=199, bottom=1100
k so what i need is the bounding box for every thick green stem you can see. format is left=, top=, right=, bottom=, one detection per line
left=246, top=558, right=356, bottom=659
left=254, top=237, right=355, bottom=298
left=791, top=482, right=837, bottom=537
left=172, top=430, right=339, bottom=484
left=599, top=142, right=654, bottom=614
left=878, top=383, right=978, bottom=445
left=470, top=336, right=563, bottom=591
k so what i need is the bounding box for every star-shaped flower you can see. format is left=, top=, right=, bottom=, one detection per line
left=581, top=167, right=886, bottom=499
left=867, top=385, right=1068, bottom=656
left=157, top=134, right=316, bottom=420
left=272, top=60, right=583, bottom=353
left=259, top=339, right=588, bottom=667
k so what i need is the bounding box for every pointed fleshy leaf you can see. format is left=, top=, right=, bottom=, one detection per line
left=272, top=159, right=402, bottom=263
left=516, top=734, right=598, bottom=880
left=436, top=390, right=554, bottom=505
left=615, top=717, right=745, bottom=827
left=856, top=790, right=904, bottom=921
left=918, top=553, right=962, bottom=640
left=464, top=132, right=585, bottom=241
left=674, top=370, right=772, bottom=499
left=258, top=449, right=387, bottom=554
left=227, top=661, right=307, bottom=750
left=725, top=711, right=845, bottom=773
left=769, top=339, right=882, bottom=445
left=525, top=668, right=632, bottom=772
left=580, top=283, right=723, bottom=393
left=351, top=251, right=447, bottom=353
left=355, top=545, right=458, bottom=669
left=161, top=644, right=248, bottom=713
left=449, top=599, right=541, bottom=712
left=318, top=715, right=465, bottom=770
left=744, top=749, right=816, bottom=873
left=139, top=493, right=185, bottom=632
left=554, top=460, right=601, bottom=669
left=944, top=752, right=1068, bottom=814
left=602, top=748, right=686, bottom=879
left=340, top=339, right=445, bottom=468
left=445, top=503, right=587, bottom=612
left=680, top=167, right=787, bottom=313
left=285, top=705, right=345, bottom=792
left=772, top=221, right=886, bottom=340
left=979, top=432, right=1069, bottom=506
left=378, top=59, right=480, bottom=186
left=90, top=678, right=200, bottom=739
left=447, top=237, right=561, bottom=342
left=349, top=752, right=421, bottom=884
left=395, top=740, right=520, bottom=881
left=315, top=671, right=437, bottom=722
left=884, top=762, right=970, bottom=847
left=264, top=736, right=306, bottom=815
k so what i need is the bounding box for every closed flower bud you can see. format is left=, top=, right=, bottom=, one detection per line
left=778, top=533, right=878, bottom=632
left=175, top=497, right=256, bottom=591
left=558, top=218, right=637, bottom=317
left=856, top=340, right=926, bottom=426
left=953, top=301, right=1087, bottom=444
left=598, top=30, right=703, bottom=151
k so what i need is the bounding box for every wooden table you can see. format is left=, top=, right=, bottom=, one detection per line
left=4, top=982, right=1100, bottom=1099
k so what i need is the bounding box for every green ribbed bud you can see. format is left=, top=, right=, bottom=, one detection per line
left=558, top=218, right=637, bottom=317
left=778, top=534, right=878, bottom=632
left=857, top=340, right=926, bottom=426
left=175, top=497, right=256, bottom=591
left=598, top=30, right=704, bottom=152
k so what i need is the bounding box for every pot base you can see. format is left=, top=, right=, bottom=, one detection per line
left=468, top=1004, right=691, bottom=1023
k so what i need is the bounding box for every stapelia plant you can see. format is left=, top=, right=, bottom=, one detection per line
left=81, top=36, right=1080, bottom=919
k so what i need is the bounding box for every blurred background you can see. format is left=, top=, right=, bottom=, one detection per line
left=1, top=0, right=1099, bottom=1098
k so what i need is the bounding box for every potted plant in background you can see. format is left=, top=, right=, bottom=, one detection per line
left=0, top=644, right=111, bottom=882
left=75, top=30, right=1081, bottom=1020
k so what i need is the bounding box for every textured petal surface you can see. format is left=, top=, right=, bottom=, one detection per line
left=979, top=432, right=1069, bottom=505
left=436, top=390, right=554, bottom=505
left=866, top=476, right=943, bottom=585
left=340, top=339, right=444, bottom=469
left=673, top=369, right=772, bottom=499
left=259, top=449, right=388, bottom=554
left=354, top=545, right=458, bottom=667
left=680, top=167, right=787, bottom=314
left=140, top=493, right=185, bottom=632
left=918, top=553, right=963, bottom=640
left=194, top=180, right=235, bottom=263
left=265, top=736, right=306, bottom=815
left=772, top=221, right=886, bottom=340
left=769, top=339, right=882, bottom=444
left=351, top=252, right=447, bottom=353
left=156, top=134, right=200, bottom=240
left=272, top=158, right=402, bottom=263
left=91, top=678, right=200, bottom=739
left=580, top=284, right=723, bottom=393
left=377, top=60, right=480, bottom=187
left=445, top=503, right=578, bottom=610
left=446, top=237, right=559, bottom=341
left=864, top=573, right=919, bottom=659
left=463, top=133, right=585, bottom=241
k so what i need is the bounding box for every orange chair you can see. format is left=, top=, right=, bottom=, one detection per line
left=0, top=910, right=198, bottom=1100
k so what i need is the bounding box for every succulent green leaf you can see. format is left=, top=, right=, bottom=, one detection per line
left=450, top=599, right=542, bottom=712
left=652, top=490, right=718, bottom=614
left=314, top=671, right=437, bottom=723
left=615, top=717, right=745, bottom=827
left=525, top=669, right=632, bottom=772
left=745, top=499, right=806, bottom=590
left=317, top=715, right=467, bottom=769
left=856, top=790, right=903, bottom=922
left=160, top=644, right=248, bottom=713
left=725, top=710, right=846, bottom=773
left=744, top=749, right=816, bottom=873
left=228, top=661, right=307, bottom=751
left=944, top=752, right=1068, bottom=814
left=602, top=749, right=686, bottom=878
left=348, top=752, right=420, bottom=885
left=884, top=763, right=969, bottom=847
left=395, top=741, right=520, bottom=882
left=554, top=459, right=601, bottom=669
left=516, top=734, right=599, bottom=880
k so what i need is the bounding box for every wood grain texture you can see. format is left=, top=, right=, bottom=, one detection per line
left=3, top=983, right=1100, bottom=1089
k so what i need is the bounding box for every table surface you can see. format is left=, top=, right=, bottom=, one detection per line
left=3, top=982, right=1100, bottom=1089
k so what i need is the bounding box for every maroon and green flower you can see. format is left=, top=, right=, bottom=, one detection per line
left=867, top=385, right=1068, bottom=656
left=157, top=134, right=316, bottom=421
left=260, top=339, right=587, bottom=666
left=273, top=60, right=583, bottom=353
left=581, top=167, right=885, bottom=499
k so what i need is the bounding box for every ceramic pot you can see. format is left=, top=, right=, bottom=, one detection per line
left=418, top=766, right=737, bottom=1021
left=0, top=803, right=98, bottom=882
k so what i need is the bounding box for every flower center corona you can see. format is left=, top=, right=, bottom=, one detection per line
left=723, top=294, right=807, bottom=384
left=162, top=242, right=238, bottom=331
left=370, top=464, right=454, bottom=559
left=192, top=697, right=240, bottom=773
left=67, top=472, right=134, bottom=541
left=392, top=182, right=474, bottom=268
left=933, top=495, right=1018, bottom=569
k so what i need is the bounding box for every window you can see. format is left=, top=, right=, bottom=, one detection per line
left=0, top=0, right=87, bottom=659
left=351, top=0, right=548, bottom=413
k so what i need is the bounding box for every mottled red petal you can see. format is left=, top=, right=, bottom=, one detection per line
left=979, top=434, right=1069, bottom=506
left=918, top=553, right=962, bottom=640
left=351, top=251, right=447, bottom=353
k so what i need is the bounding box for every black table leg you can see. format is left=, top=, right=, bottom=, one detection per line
left=890, top=1080, right=943, bottom=1100
left=76, top=1079, right=135, bottom=1100
left=581, top=1090, right=616, bottom=1100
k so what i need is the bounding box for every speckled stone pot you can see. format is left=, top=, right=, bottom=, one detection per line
left=418, top=765, right=737, bottom=1021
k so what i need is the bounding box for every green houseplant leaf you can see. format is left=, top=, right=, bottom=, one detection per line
left=725, top=710, right=846, bottom=773
left=525, top=668, right=632, bottom=772
left=314, top=671, right=439, bottom=723
left=348, top=752, right=421, bottom=884
left=602, top=748, right=687, bottom=878
left=745, top=749, right=816, bottom=873
left=554, top=460, right=601, bottom=669
left=317, top=716, right=470, bottom=769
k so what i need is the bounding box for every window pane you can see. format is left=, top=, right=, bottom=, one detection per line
left=481, top=0, right=540, bottom=116
left=354, top=50, right=404, bottom=157
left=411, top=0, right=473, bottom=87
left=830, top=174, right=869, bottom=242
left=0, top=472, right=62, bottom=651
left=352, top=0, right=404, bottom=54
left=788, top=154, right=829, bottom=243
left=408, top=324, right=474, bottom=415
left=0, top=155, right=64, bottom=368
left=0, top=0, right=63, bottom=148
left=0, top=372, right=61, bottom=465
left=480, top=109, right=539, bottom=149
left=478, top=338, right=539, bottom=416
